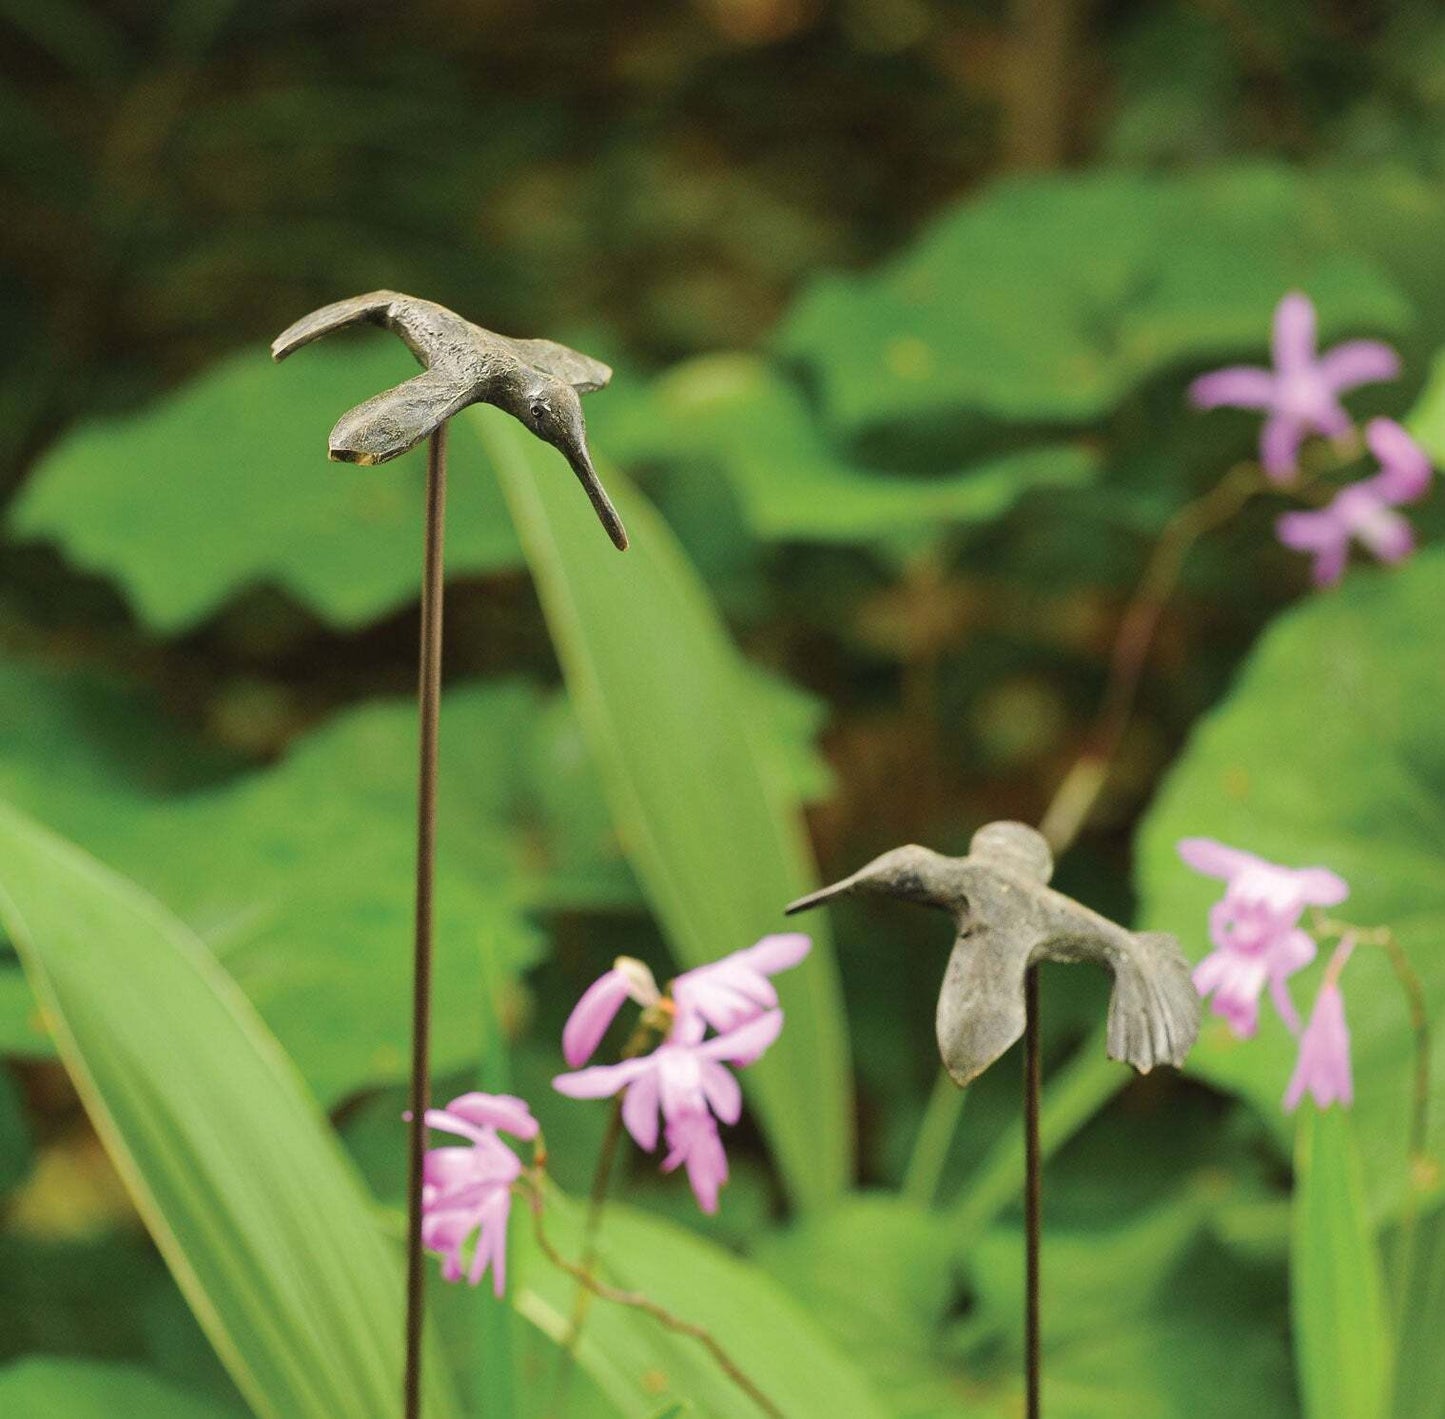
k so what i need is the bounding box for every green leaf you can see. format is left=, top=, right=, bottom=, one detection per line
left=0, top=1358, right=227, bottom=1419
left=1392, top=1205, right=1445, bottom=1419
left=1405, top=347, right=1445, bottom=464
left=11, top=343, right=524, bottom=633
left=0, top=659, right=542, bottom=1104
left=475, top=404, right=853, bottom=1210
left=0, top=1061, right=31, bottom=1194
left=1136, top=548, right=1445, bottom=1217
left=0, top=800, right=461, bottom=1419
left=0, top=961, right=52, bottom=1057
left=514, top=1192, right=893, bottom=1419
left=780, top=165, right=1411, bottom=441
left=594, top=353, right=1097, bottom=545
left=1292, top=1108, right=1392, bottom=1419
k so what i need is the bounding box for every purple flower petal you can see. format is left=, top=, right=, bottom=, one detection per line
left=439, top=1092, right=539, bottom=1140
left=1284, top=978, right=1353, bottom=1112
left=699, top=1058, right=743, bottom=1125
left=620, top=1067, right=661, bottom=1151
left=734, top=932, right=812, bottom=975
left=1188, top=366, right=1276, bottom=411
left=1261, top=413, right=1306, bottom=481
left=552, top=1055, right=650, bottom=1100
left=1316, top=340, right=1402, bottom=395
left=661, top=1111, right=729, bottom=1214
left=1293, top=868, right=1349, bottom=908
left=699, top=1008, right=784, bottom=1066
left=1364, top=418, right=1433, bottom=503
left=562, top=968, right=633, bottom=1068
left=1177, top=838, right=1263, bottom=881
left=1272, top=292, right=1318, bottom=373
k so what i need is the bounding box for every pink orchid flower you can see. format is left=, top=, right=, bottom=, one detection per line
left=1284, top=937, right=1356, bottom=1112
left=421, top=1092, right=537, bottom=1295
left=553, top=1010, right=783, bottom=1213
left=1189, top=292, right=1400, bottom=482
left=1179, top=838, right=1347, bottom=1037
left=1276, top=418, right=1434, bottom=585
left=559, top=935, right=810, bottom=1068
left=672, top=933, right=811, bottom=1043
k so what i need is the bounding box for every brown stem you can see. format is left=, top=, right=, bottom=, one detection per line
left=525, top=1180, right=782, bottom=1418
left=405, top=426, right=448, bottom=1419
left=1023, top=967, right=1042, bottom=1419
left=1038, top=462, right=1265, bottom=854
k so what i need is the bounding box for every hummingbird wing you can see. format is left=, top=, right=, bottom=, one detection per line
left=327, top=369, right=475, bottom=465
left=271, top=291, right=404, bottom=362
left=934, top=920, right=1033, bottom=1088
left=501, top=337, right=613, bottom=394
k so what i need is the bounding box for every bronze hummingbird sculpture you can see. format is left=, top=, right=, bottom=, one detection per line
left=271, top=290, right=628, bottom=549
left=787, top=821, right=1200, bottom=1086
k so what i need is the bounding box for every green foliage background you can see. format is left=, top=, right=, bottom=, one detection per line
left=2, top=2, right=1444, bottom=1415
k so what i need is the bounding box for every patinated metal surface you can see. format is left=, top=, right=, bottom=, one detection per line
left=272, top=290, right=628, bottom=549
left=788, top=821, right=1200, bottom=1086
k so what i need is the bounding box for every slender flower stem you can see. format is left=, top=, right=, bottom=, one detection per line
left=1023, top=966, right=1041, bottom=1419
left=1038, top=460, right=1266, bottom=853
left=524, top=1177, right=782, bottom=1418
left=405, top=426, right=448, bottom=1419
left=1310, top=914, right=1433, bottom=1173
left=552, top=1011, right=672, bottom=1416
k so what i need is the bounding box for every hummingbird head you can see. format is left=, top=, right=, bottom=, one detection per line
left=517, top=375, right=628, bottom=550
left=785, top=845, right=961, bottom=916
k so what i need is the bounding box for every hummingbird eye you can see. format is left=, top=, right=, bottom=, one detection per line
left=530, top=400, right=546, bottom=420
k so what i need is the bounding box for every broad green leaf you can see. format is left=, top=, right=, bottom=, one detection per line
left=0, top=1358, right=227, bottom=1419
left=593, top=353, right=1097, bottom=544
left=0, top=658, right=542, bottom=1103
left=513, top=1192, right=892, bottom=1419
left=0, top=801, right=460, bottom=1419
left=1405, top=347, right=1445, bottom=464
left=11, top=342, right=524, bottom=634
left=475, top=404, right=853, bottom=1210
left=1136, top=548, right=1445, bottom=1217
left=1292, top=1108, right=1392, bottom=1419
left=1392, top=1205, right=1445, bottom=1419
left=780, top=165, right=1410, bottom=441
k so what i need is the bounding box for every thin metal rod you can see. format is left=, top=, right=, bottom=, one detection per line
left=405, top=425, right=448, bottom=1419
left=1024, top=965, right=1041, bottom=1419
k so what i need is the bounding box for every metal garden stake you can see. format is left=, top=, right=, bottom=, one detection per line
left=272, top=291, right=626, bottom=1419
left=787, top=820, right=1201, bottom=1419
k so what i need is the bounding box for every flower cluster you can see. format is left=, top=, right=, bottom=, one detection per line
left=554, top=934, right=810, bottom=1213
left=418, top=934, right=809, bottom=1290
left=419, top=1092, right=538, bottom=1295
left=1189, top=292, right=1434, bottom=584
left=1180, top=838, right=1355, bottom=1111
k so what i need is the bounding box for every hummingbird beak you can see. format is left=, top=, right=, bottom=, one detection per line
left=560, top=437, right=629, bottom=551
left=784, top=872, right=864, bottom=916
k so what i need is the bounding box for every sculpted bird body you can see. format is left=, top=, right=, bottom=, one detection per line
left=271, top=290, right=627, bottom=549
left=787, top=822, right=1200, bottom=1087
